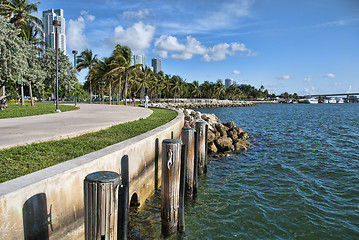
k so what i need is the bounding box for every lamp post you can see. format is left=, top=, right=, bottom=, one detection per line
left=53, top=20, right=61, bottom=112
left=72, top=50, right=78, bottom=107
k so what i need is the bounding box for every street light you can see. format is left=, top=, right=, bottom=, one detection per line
left=53, top=20, right=61, bottom=112
left=72, top=50, right=78, bottom=107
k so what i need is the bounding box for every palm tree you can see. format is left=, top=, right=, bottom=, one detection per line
left=20, top=21, right=46, bottom=51
left=0, top=0, right=43, bottom=33
left=214, top=80, right=225, bottom=99
left=171, top=75, right=183, bottom=102
left=139, top=66, right=153, bottom=104
left=77, top=49, right=98, bottom=104
left=191, top=81, right=201, bottom=100
left=106, top=44, right=138, bottom=105
left=92, top=57, right=113, bottom=104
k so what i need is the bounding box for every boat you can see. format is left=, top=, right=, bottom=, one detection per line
left=323, top=99, right=329, bottom=103
left=337, top=98, right=344, bottom=103
left=303, top=97, right=318, bottom=104
left=328, top=97, right=336, bottom=103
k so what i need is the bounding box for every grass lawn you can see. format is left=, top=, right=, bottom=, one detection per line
left=0, top=103, right=79, bottom=119
left=0, top=108, right=177, bottom=183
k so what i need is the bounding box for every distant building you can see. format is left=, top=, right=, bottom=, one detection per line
left=130, top=54, right=146, bottom=67
left=42, top=9, right=66, bottom=54
left=225, top=78, right=234, bottom=88
left=152, top=58, right=162, bottom=74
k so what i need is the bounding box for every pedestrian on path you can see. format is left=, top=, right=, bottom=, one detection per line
left=132, top=92, right=135, bottom=106
left=145, top=94, right=149, bottom=108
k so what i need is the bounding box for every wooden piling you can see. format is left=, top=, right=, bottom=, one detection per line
left=181, top=127, right=196, bottom=198
left=178, top=144, right=186, bottom=233
left=161, top=139, right=182, bottom=237
left=84, top=171, right=120, bottom=240
left=196, top=121, right=208, bottom=175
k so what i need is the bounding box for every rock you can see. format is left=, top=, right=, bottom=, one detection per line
left=208, top=142, right=218, bottom=153
left=207, top=130, right=216, bottom=143
left=227, top=129, right=238, bottom=139
left=184, top=115, right=192, bottom=121
left=215, top=123, right=228, bottom=137
left=223, top=121, right=236, bottom=129
left=238, top=131, right=249, bottom=139
left=215, top=136, right=234, bottom=151
left=233, top=139, right=250, bottom=151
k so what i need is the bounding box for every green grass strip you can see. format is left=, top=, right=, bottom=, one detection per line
left=0, top=103, right=80, bottom=119
left=0, top=108, right=178, bottom=183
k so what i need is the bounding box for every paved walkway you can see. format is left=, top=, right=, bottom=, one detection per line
left=0, top=104, right=152, bottom=150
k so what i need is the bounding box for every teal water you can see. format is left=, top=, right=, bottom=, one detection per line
left=129, top=104, right=359, bottom=239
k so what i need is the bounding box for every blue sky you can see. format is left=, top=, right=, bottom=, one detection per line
left=35, top=0, right=359, bottom=95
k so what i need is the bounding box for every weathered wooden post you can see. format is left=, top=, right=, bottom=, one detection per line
left=161, top=139, right=182, bottom=237
left=193, top=131, right=198, bottom=197
left=196, top=121, right=208, bottom=175
left=178, top=143, right=187, bottom=233
left=181, top=127, right=196, bottom=198
left=84, top=171, right=120, bottom=240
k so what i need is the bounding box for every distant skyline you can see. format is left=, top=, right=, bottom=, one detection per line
left=35, top=0, right=359, bottom=95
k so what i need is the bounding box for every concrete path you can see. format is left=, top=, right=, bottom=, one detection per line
left=0, top=104, right=152, bottom=150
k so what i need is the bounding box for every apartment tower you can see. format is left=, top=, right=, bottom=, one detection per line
left=42, top=9, right=66, bottom=54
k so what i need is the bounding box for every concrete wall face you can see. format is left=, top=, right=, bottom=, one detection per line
left=0, top=110, right=184, bottom=240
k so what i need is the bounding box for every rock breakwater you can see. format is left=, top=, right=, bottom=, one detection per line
left=182, top=109, right=250, bottom=156
left=148, top=101, right=255, bottom=109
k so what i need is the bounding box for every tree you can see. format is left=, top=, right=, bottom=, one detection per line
left=191, top=81, right=201, bottom=100
left=139, top=65, right=153, bottom=104
left=0, top=0, right=43, bottom=33
left=20, top=20, right=45, bottom=51
left=77, top=49, right=98, bottom=104
left=0, top=18, right=34, bottom=108
left=41, top=49, right=76, bottom=100
left=106, top=44, right=137, bottom=105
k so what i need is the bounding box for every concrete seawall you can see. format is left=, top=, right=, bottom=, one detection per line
left=0, top=109, right=184, bottom=240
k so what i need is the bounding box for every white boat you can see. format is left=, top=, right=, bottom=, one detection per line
left=303, top=97, right=318, bottom=104
left=328, top=97, right=336, bottom=103
left=323, top=99, right=329, bottom=103
left=337, top=98, right=344, bottom=103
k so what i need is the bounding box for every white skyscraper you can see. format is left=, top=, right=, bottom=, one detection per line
left=152, top=58, right=162, bottom=74
left=130, top=54, right=146, bottom=67
left=225, top=78, right=234, bottom=88
left=42, top=9, right=66, bottom=54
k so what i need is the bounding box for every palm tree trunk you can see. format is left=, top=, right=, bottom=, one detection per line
left=2, top=86, right=4, bottom=97
left=109, top=82, right=112, bottom=105
left=21, top=83, right=24, bottom=106
left=28, top=81, right=34, bottom=107
left=117, top=76, right=122, bottom=105
left=90, top=79, right=92, bottom=104
left=124, top=69, right=128, bottom=105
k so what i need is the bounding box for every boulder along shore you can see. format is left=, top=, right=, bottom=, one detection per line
left=147, top=102, right=251, bottom=156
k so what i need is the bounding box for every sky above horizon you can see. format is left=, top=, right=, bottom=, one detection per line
left=34, top=0, right=359, bottom=95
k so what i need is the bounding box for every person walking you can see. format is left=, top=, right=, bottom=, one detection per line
left=145, top=94, right=149, bottom=108
left=132, top=92, right=135, bottom=106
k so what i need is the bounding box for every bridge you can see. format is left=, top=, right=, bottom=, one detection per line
left=304, top=93, right=359, bottom=103
left=305, top=92, right=359, bottom=97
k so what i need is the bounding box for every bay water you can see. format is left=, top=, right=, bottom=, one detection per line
left=129, top=103, right=359, bottom=239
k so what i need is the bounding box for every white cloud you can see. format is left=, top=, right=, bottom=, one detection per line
left=304, top=75, right=312, bottom=82
left=67, top=11, right=95, bottom=52
left=154, top=34, right=255, bottom=61
left=109, top=22, right=156, bottom=54
left=122, top=9, right=150, bottom=20
left=325, top=73, right=335, bottom=78
left=278, top=75, right=291, bottom=80
left=232, top=70, right=241, bottom=75
left=196, top=0, right=253, bottom=30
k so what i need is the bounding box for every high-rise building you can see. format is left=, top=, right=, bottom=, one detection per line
left=225, top=78, right=234, bottom=88
left=130, top=54, right=146, bottom=67
left=152, top=58, right=162, bottom=74
left=42, top=9, right=66, bottom=54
